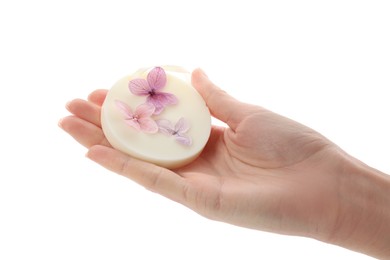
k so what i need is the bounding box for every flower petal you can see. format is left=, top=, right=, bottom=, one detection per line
left=115, top=100, right=133, bottom=118
left=147, top=67, right=166, bottom=90
left=175, top=117, right=190, bottom=133
left=156, top=119, right=175, bottom=135
left=153, top=105, right=164, bottom=115
left=129, top=78, right=151, bottom=95
left=147, top=92, right=178, bottom=114
left=138, top=117, right=159, bottom=133
left=175, top=135, right=192, bottom=146
left=135, top=103, right=156, bottom=118
left=124, top=119, right=141, bottom=131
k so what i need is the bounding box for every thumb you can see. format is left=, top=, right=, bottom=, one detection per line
left=191, top=68, right=243, bottom=129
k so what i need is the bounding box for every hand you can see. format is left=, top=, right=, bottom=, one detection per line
left=59, top=69, right=390, bottom=259
left=59, top=68, right=340, bottom=235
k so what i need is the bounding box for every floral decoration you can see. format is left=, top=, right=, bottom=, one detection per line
left=156, top=118, right=192, bottom=146
left=128, top=66, right=178, bottom=115
left=115, top=66, right=192, bottom=146
left=115, top=100, right=158, bottom=133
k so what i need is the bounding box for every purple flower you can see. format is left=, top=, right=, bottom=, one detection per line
left=157, top=117, right=192, bottom=146
left=129, top=67, right=178, bottom=115
left=115, top=100, right=158, bottom=133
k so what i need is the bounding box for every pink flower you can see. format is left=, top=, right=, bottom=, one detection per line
left=128, top=67, right=178, bottom=115
left=115, top=100, right=158, bottom=133
left=157, top=117, right=192, bottom=146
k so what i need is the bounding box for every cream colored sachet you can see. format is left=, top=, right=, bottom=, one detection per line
left=101, top=66, right=211, bottom=169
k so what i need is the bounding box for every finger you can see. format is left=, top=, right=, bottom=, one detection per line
left=66, top=99, right=101, bottom=127
left=87, top=145, right=188, bottom=204
left=88, top=89, right=108, bottom=106
left=191, top=68, right=243, bottom=130
left=59, top=116, right=111, bottom=148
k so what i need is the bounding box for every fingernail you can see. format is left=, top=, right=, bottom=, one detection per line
left=66, top=100, right=74, bottom=111
left=58, top=118, right=64, bottom=128
left=198, top=68, right=208, bottom=79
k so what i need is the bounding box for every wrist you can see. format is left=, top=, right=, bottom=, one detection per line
left=325, top=153, right=390, bottom=259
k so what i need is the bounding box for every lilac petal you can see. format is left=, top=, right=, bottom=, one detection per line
left=138, top=117, right=158, bottom=133
left=124, top=119, right=141, bottom=131
left=115, top=100, right=133, bottom=118
left=175, top=135, right=192, bottom=146
left=147, top=67, right=166, bottom=90
left=153, top=105, right=164, bottom=115
left=135, top=103, right=156, bottom=118
left=175, top=117, right=190, bottom=133
left=147, top=92, right=178, bottom=114
left=129, top=78, right=151, bottom=95
left=156, top=119, right=175, bottom=135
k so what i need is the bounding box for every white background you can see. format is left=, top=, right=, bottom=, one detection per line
left=0, top=0, right=389, bottom=259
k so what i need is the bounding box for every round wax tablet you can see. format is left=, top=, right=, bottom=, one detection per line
left=101, top=66, right=211, bottom=169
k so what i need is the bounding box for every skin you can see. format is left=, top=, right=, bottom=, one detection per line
left=59, top=69, right=390, bottom=259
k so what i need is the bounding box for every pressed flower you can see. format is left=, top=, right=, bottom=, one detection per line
left=157, top=117, right=192, bottom=146
left=115, top=100, right=158, bottom=133
left=129, top=67, right=178, bottom=115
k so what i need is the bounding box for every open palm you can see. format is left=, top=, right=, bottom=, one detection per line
left=60, top=69, right=343, bottom=240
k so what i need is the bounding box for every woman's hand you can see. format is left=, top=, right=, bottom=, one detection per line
left=59, top=69, right=390, bottom=259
